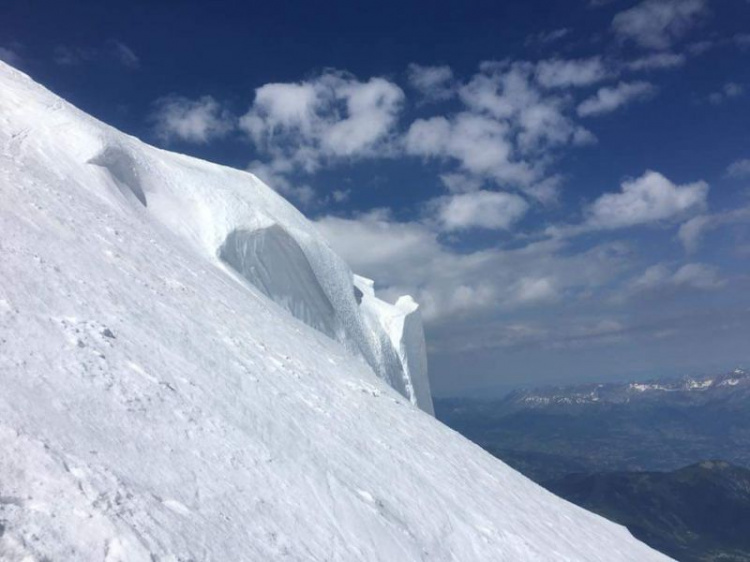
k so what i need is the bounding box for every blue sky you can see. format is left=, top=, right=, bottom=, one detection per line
left=3, top=0, right=750, bottom=396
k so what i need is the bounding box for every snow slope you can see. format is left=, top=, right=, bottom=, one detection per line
left=0, top=60, right=670, bottom=561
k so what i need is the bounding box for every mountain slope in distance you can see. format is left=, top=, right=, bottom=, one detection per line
left=546, top=461, right=750, bottom=562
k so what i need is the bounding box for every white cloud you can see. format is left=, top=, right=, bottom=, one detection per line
left=432, top=190, right=530, bottom=231
left=726, top=158, right=750, bottom=178
left=577, top=81, right=656, bottom=117
left=315, top=211, right=443, bottom=283
left=625, top=52, right=686, bottom=71
left=407, top=64, right=455, bottom=102
left=631, top=263, right=671, bottom=290
left=525, top=175, right=565, bottom=205
left=672, top=263, right=723, bottom=289
left=678, top=206, right=750, bottom=252
left=459, top=62, right=595, bottom=152
left=324, top=78, right=405, bottom=157
left=241, top=82, right=318, bottom=140
left=405, top=112, right=535, bottom=186
left=439, top=173, right=484, bottom=193
left=233, top=61, right=598, bottom=204
left=535, top=57, right=610, bottom=88
left=210, top=73, right=404, bottom=203
left=677, top=215, right=712, bottom=253
left=151, top=95, right=235, bottom=144
left=708, top=82, right=745, bottom=105
left=630, top=262, right=722, bottom=292
left=586, top=170, right=708, bottom=229
left=315, top=212, right=633, bottom=321
left=514, top=277, right=558, bottom=304
left=403, top=60, right=598, bottom=205
left=239, top=71, right=404, bottom=179
left=331, top=189, right=350, bottom=203
left=612, top=0, right=709, bottom=50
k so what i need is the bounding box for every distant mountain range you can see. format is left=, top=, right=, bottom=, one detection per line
left=504, top=368, right=750, bottom=410
left=436, top=369, right=750, bottom=481
left=436, top=370, right=750, bottom=561
left=546, top=461, right=750, bottom=562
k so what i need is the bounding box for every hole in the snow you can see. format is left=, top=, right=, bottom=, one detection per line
left=354, top=286, right=364, bottom=305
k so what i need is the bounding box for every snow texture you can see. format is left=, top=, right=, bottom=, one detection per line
left=0, top=60, right=671, bottom=561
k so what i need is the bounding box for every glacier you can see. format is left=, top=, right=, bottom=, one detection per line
left=0, top=60, right=670, bottom=561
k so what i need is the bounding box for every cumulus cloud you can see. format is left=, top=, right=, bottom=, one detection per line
left=585, top=170, right=708, bottom=229
left=459, top=62, right=596, bottom=152
left=405, top=113, right=535, bottom=186
left=431, top=190, right=530, bottom=231
left=231, top=59, right=610, bottom=204
left=239, top=71, right=404, bottom=173
left=535, top=57, right=610, bottom=88
left=407, top=64, right=456, bottom=102
left=577, top=81, right=656, bottom=117
left=404, top=60, right=595, bottom=202
left=151, top=95, right=235, bottom=144
left=470, top=61, right=594, bottom=151
left=612, top=0, right=709, bottom=50
left=678, top=206, right=750, bottom=252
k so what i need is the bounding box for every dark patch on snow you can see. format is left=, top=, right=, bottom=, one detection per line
left=88, top=146, right=147, bottom=207
left=0, top=496, right=23, bottom=507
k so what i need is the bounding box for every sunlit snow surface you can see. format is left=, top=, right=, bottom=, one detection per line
left=0, top=61, right=670, bottom=561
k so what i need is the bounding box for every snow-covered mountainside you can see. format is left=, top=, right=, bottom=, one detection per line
left=0, top=60, right=670, bottom=561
